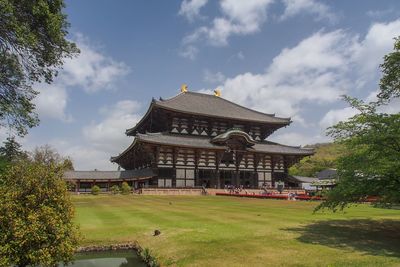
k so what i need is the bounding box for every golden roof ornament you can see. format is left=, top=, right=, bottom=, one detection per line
left=181, top=83, right=188, bottom=93
left=214, top=88, right=221, bottom=97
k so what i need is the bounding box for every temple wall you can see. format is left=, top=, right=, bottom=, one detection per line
left=169, top=116, right=265, bottom=140
left=153, top=146, right=292, bottom=189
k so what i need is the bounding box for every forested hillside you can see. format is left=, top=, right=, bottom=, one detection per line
left=289, top=143, right=346, bottom=177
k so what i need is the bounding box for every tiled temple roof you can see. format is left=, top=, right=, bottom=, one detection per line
left=126, top=91, right=290, bottom=135
left=155, top=92, right=290, bottom=124
left=317, top=169, right=337, bottom=180
left=111, top=133, right=313, bottom=163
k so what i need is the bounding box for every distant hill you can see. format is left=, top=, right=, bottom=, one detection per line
left=289, top=143, right=346, bottom=177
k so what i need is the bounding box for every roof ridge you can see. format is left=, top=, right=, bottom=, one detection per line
left=259, top=140, right=314, bottom=150
left=200, top=92, right=284, bottom=120
left=158, top=91, right=291, bottom=121
left=155, top=91, right=186, bottom=103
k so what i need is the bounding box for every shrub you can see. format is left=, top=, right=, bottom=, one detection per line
left=121, top=182, right=131, bottom=195
left=91, top=185, right=100, bottom=195
left=139, top=247, right=159, bottom=267
left=110, top=185, right=120, bottom=194
left=0, top=162, right=79, bottom=266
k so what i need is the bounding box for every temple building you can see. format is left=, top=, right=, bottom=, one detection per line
left=111, top=86, right=313, bottom=189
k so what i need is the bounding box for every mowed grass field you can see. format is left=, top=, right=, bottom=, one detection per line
left=72, top=195, right=400, bottom=267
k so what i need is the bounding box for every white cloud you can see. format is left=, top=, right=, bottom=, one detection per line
left=237, top=51, right=245, bottom=60
left=180, top=0, right=338, bottom=59
left=34, top=84, right=72, bottom=122
left=179, top=0, right=208, bottom=22
left=184, top=0, right=273, bottom=48
left=64, top=145, right=117, bottom=170
left=366, top=90, right=400, bottom=114
left=215, top=19, right=400, bottom=131
left=25, top=99, right=142, bottom=170
left=317, top=20, right=400, bottom=130
left=352, top=20, right=400, bottom=85
left=33, top=33, right=130, bottom=121
left=60, top=33, right=130, bottom=93
left=40, top=100, right=143, bottom=170
left=179, top=45, right=199, bottom=60
left=203, top=70, right=226, bottom=84
left=319, top=107, right=359, bottom=129
left=269, top=132, right=329, bottom=146
left=280, top=0, right=337, bottom=23
left=220, top=30, right=354, bottom=118
left=83, top=100, right=142, bottom=154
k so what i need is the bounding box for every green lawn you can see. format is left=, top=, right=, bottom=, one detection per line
left=73, top=195, right=400, bottom=267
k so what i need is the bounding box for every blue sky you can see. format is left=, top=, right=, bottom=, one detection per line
left=6, top=0, right=400, bottom=170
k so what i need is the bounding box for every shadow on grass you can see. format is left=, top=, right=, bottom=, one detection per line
left=284, top=219, right=400, bottom=258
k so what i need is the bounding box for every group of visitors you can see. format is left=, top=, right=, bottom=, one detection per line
left=224, top=184, right=248, bottom=194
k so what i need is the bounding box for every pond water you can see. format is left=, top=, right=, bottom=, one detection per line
left=60, top=250, right=147, bottom=267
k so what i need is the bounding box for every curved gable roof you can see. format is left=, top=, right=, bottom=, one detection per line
left=112, top=132, right=314, bottom=164
left=126, top=91, right=291, bottom=135
left=211, top=129, right=256, bottom=146
left=155, top=92, right=290, bottom=124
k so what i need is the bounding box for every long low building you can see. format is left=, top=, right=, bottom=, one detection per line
left=63, top=169, right=155, bottom=192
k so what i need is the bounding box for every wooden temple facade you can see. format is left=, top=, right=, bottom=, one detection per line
left=111, top=88, right=313, bottom=189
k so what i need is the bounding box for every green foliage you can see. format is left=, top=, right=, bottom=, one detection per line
left=317, top=100, right=400, bottom=211
left=62, top=157, right=74, bottom=170
left=139, top=247, right=159, bottom=267
left=0, top=136, right=27, bottom=176
left=0, top=156, right=9, bottom=175
left=121, top=181, right=131, bottom=195
left=110, top=184, right=120, bottom=194
left=378, top=37, right=400, bottom=102
left=0, top=161, right=79, bottom=266
left=30, top=144, right=74, bottom=170
left=0, top=136, right=26, bottom=162
left=91, top=185, right=101, bottom=195
left=289, top=143, right=345, bottom=177
left=317, top=36, right=400, bottom=211
left=0, top=0, right=79, bottom=136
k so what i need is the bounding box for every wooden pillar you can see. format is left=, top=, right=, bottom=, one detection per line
left=172, top=147, right=177, bottom=188
left=271, top=156, right=275, bottom=187
left=76, top=179, right=80, bottom=193
left=107, top=179, right=111, bottom=192
left=235, top=151, right=243, bottom=187
left=216, top=151, right=222, bottom=189
left=194, top=149, right=200, bottom=186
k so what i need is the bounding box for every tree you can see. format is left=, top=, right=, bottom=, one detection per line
left=0, top=161, right=79, bottom=266
left=317, top=37, right=400, bottom=211
left=30, top=144, right=74, bottom=170
left=0, top=136, right=25, bottom=162
left=289, top=143, right=346, bottom=177
left=378, top=37, right=400, bottom=103
left=121, top=181, right=132, bottom=195
left=0, top=136, right=27, bottom=175
left=0, top=0, right=79, bottom=136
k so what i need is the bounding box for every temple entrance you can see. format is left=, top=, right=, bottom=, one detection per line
left=240, top=171, right=257, bottom=188
left=220, top=170, right=235, bottom=188
left=198, top=169, right=215, bottom=188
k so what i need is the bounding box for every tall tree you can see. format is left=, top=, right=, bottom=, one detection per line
left=0, top=161, right=79, bottom=266
left=317, top=37, right=400, bottom=211
left=0, top=0, right=79, bottom=136
left=30, top=144, right=74, bottom=170
left=378, top=37, right=400, bottom=103
left=0, top=136, right=25, bottom=162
